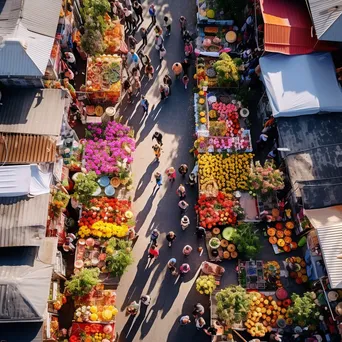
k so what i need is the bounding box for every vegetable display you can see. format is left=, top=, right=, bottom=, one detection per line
left=213, top=53, right=241, bottom=87
left=65, top=268, right=100, bottom=298
left=196, top=275, right=217, bottom=295
left=72, top=172, right=99, bottom=208
left=216, top=285, right=251, bottom=325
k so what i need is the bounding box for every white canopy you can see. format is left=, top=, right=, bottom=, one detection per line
left=260, top=53, right=342, bottom=117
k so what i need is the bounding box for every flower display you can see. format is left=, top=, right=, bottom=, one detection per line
left=78, top=221, right=128, bottom=239
left=196, top=275, right=217, bottom=295
left=198, top=153, right=253, bottom=192
left=248, top=160, right=285, bottom=197
left=213, top=53, right=241, bottom=87
left=84, top=122, right=135, bottom=175
left=79, top=197, right=133, bottom=228
left=195, top=192, right=242, bottom=229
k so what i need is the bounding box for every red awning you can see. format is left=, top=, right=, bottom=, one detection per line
left=261, top=0, right=316, bottom=55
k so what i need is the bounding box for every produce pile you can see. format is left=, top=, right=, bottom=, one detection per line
left=104, top=20, right=127, bottom=54
left=78, top=197, right=134, bottom=239
left=195, top=57, right=218, bottom=88
left=245, top=292, right=292, bottom=337
left=198, top=153, right=253, bottom=192
left=286, top=257, right=308, bottom=284
left=74, top=303, right=118, bottom=323
left=267, top=221, right=297, bottom=252
left=196, top=275, right=217, bottom=295
left=69, top=323, right=115, bottom=342
left=84, top=122, right=135, bottom=178
left=195, top=192, right=240, bottom=229
left=85, top=55, right=122, bottom=98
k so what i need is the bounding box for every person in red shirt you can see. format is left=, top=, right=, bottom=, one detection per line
left=148, top=245, right=159, bottom=260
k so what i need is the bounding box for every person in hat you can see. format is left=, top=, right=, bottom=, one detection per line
left=166, top=231, right=176, bottom=247
left=150, top=229, right=159, bottom=246
left=179, top=315, right=191, bottom=325
left=178, top=200, right=189, bottom=215
left=172, top=62, right=183, bottom=79
left=152, top=131, right=163, bottom=146
left=192, top=303, right=205, bottom=317
left=166, top=167, right=176, bottom=182
left=126, top=301, right=140, bottom=315
left=176, top=184, right=186, bottom=199
left=152, top=144, right=161, bottom=161
left=178, top=163, right=188, bottom=176
left=179, top=263, right=190, bottom=275
left=140, top=295, right=151, bottom=306
left=182, top=245, right=193, bottom=256
left=181, top=215, right=190, bottom=230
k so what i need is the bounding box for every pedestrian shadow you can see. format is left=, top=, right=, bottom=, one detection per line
left=134, top=192, right=156, bottom=233
left=120, top=249, right=159, bottom=311
left=134, top=161, right=158, bottom=201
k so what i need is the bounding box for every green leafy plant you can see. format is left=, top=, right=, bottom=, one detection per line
left=65, top=268, right=100, bottom=297
left=196, top=275, right=217, bottom=295
left=231, top=223, right=261, bottom=259
left=105, top=238, right=134, bottom=277
left=72, top=171, right=98, bottom=207
left=288, top=292, right=320, bottom=327
left=216, top=285, right=251, bottom=324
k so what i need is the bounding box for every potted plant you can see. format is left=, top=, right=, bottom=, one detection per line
left=288, top=292, right=320, bottom=327
left=65, top=268, right=100, bottom=298
left=196, top=275, right=217, bottom=295
left=209, top=237, right=220, bottom=249
left=216, top=285, right=251, bottom=325
left=72, top=171, right=99, bottom=207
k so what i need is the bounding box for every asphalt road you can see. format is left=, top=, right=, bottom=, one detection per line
left=114, top=0, right=212, bottom=341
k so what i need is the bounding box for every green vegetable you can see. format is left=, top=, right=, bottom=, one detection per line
left=72, top=171, right=98, bottom=208
left=216, top=285, right=251, bottom=324
left=105, top=238, right=134, bottom=277
left=231, top=222, right=261, bottom=259
left=288, top=292, right=320, bottom=326
left=196, top=275, right=217, bottom=295
left=65, top=268, right=100, bottom=298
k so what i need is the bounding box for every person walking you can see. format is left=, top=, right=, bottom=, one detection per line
left=153, top=144, right=161, bottom=162
left=154, top=25, right=163, bottom=35
left=123, top=8, right=134, bottom=32
left=163, top=74, right=172, bottom=96
left=155, top=34, right=164, bottom=50
left=182, top=75, right=189, bottom=89
left=150, top=229, right=159, bottom=246
left=140, top=95, right=149, bottom=114
left=179, top=315, right=191, bottom=325
left=145, top=62, right=154, bottom=80
left=196, top=317, right=206, bottom=330
left=140, top=295, right=151, bottom=306
left=192, top=303, right=205, bottom=317
left=182, top=58, right=190, bottom=75
left=184, top=41, right=193, bottom=57
left=167, top=257, right=176, bottom=269
left=148, top=244, right=159, bottom=260
left=163, top=16, right=172, bottom=36
left=172, top=62, right=183, bottom=79
left=159, top=46, right=166, bottom=64
left=152, top=131, right=163, bottom=146
left=64, top=52, right=78, bottom=74
left=149, top=4, right=156, bottom=25
left=126, top=301, right=140, bottom=316
left=166, top=167, right=176, bottom=182
left=181, top=215, right=190, bottom=230
left=178, top=200, right=189, bottom=215
left=183, top=245, right=193, bottom=256
left=178, top=163, right=188, bottom=176
left=128, top=35, right=138, bottom=50
left=154, top=171, right=162, bottom=188
left=132, top=66, right=141, bottom=80
left=140, top=27, right=148, bottom=47
left=196, top=226, right=206, bottom=239
left=133, top=1, right=143, bottom=23
left=139, top=51, right=151, bottom=68
left=163, top=83, right=170, bottom=98
left=176, top=184, right=186, bottom=199
left=134, top=77, right=141, bottom=94
left=179, top=263, right=190, bottom=276
left=123, top=79, right=133, bottom=103
left=166, top=231, right=176, bottom=247
left=188, top=172, right=197, bottom=186
left=179, top=16, right=187, bottom=32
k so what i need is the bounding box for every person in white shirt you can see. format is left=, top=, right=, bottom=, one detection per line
left=163, top=16, right=172, bottom=36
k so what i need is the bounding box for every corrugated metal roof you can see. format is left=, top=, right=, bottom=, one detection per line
left=0, top=0, right=61, bottom=76
left=0, top=194, right=49, bottom=247
left=0, top=89, right=66, bottom=136
left=0, top=246, right=53, bottom=321
left=306, top=0, right=342, bottom=42
left=306, top=206, right=342, bottom=288
left=261, top=0, right=316, bottom=55
left=0, top=133, right=56, bottom=164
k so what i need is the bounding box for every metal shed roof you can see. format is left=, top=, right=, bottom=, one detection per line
left=306, top=206, right=342, bottom=288
left=0, top=194, right=49, bottom=247
left=0, top=89, right=66, bottom=136
left=0, top=0, right=61, bottom=76
left=306, top=0, right=342, bottom=42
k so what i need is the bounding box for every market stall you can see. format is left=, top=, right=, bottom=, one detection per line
left=196, top=0, right=234, bottom=25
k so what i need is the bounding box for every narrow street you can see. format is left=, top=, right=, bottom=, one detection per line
left=114, top=1, right=211, bottom=341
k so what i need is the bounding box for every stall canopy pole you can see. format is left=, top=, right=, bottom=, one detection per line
left=254, top=0, right=259, bottom=49
left=233, top=329, right=247, bottom=342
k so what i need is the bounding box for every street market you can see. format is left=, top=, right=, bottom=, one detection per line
left=1, top=0, right=342, bottom=342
